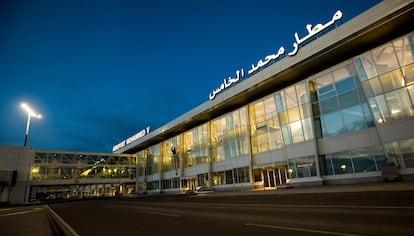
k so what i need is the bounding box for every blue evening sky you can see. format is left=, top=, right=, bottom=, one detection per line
left=0, top=0, right=381, bottom=153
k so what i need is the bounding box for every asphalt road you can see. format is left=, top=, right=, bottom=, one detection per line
left=48, top=191, right=414, bottom=236
left=0, top=205, right=53, bottom=235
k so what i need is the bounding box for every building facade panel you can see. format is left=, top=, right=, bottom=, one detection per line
left=122, top=1, right=414, bottom=193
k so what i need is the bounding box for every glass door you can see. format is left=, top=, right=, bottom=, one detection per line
left=263, top=169, right=277, bottom=189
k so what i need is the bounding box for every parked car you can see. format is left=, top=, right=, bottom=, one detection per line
left=194, top=186, right=213, bottom=195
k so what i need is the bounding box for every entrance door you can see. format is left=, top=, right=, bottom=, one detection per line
left=263, top=166, right=289, bottom=189
left=263, top=169, right=277, bottom=189
left=275, top=166, right=288, bottom=185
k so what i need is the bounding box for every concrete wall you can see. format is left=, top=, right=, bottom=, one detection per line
left=0, top=146, right=33, bottom=205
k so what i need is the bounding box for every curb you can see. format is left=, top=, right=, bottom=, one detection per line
left=43, top=205, right=80, bottom=236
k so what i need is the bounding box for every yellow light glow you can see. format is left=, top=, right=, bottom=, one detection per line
left=31, top=166, right=39, bottom=173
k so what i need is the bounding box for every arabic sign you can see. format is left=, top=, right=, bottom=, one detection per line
left=209, top=10, right=342, bottom=100
left=112, top=126, right=151, bottom=152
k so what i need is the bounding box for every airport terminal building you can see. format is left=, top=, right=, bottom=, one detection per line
left=1, top=0, right=414, bottom=205
left=115, top=0, right=414, bottom=193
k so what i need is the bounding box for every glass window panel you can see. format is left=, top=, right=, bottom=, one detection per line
left=309, top=81, right=318, bottom=103
left=290, top=120, right=304, bottom=143
left=281, top=125, right=292, bottom=145
left=288, top=106, right=300, bottom=122
left=314, top=118, right=323, bottom=139
left=319, top=84, right=334, bottom=95
left=316, top=73, right=334, bottom=94
left=402, top=63, right=414, bottom=86
left=240, top=107, right=247, bottom=125
left=302, top=117, right=314, bottom=140
left=253, top=102, right=265, bottom=122
left=354, top=73, right=362, bottom=88
left=300, top=103, right=312, bottom=118
left=379, top=69, right=405, bottom=93
left=324, top=155, right=334, bottom=175
left=312, top=102, right=320, bottom=117
left=394, top=34, right=414, bottom=67
left=288, top=160, right=298, bottom=178
left=319, top=90, right=336, bottom=100
left=373, top=43, right=400, bottom=75
left=232, top=110, right=240, bottom=128
left=225, top=170, right=233, bottom=184
left=358, top=87, right=367, bottom=103
left=333, top=64, right=357, bottom=94
left=368, top=77, right=383, bottom=96
left=373, top=145, right=387, bottom=169
left=342, top=105, right=366, bottom=132
left=253, top=169, right=262, bottom=182
left=264, top=97, right=276, bottom=118
left=257, top=133, right=269, bottom=152
left=361, top=80, right=374, bottom=98
left=308, top=156, right=317, bottom=176
left=269, top=129, right=283, bottom=149
left=353, top=52, right=377, bottom=80
left=267, top=115, right=279, bottom=129
left=369, top=95, right=390, bottom=123
left=338, top=90, right=359, bottom=109
left=296, top=157, right=310, bottom=178
left=275, top=92, right=286, bottom=112
left=285, top=86, right=298, bottom=108
left=384, top=141, right=403, bottom=168
left=296, top=82, right=309, bottom=104
left=399, top=138, right=414, bottom=168
left=335, top=76, right=355, bottom=94
left=403, top=152, right=414, bottom=168
left=408, top=85, right=414, bottom=107
left=321, top=111, right=344, bottom=137
left=320, top=96, right=339, bottom=114
left=279, top=110, right=289, bottom=125
left=362, top=103, right=375, bottom=128
left=333, top=64, right=354, bottom=81
left=385, top=89, right=413, bottom=119
left=351, top=148, right=377, bottom=172
left=331, top=151, right=353, bottom=174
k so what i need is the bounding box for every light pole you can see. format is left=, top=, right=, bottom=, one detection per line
left=21, top=103, right=42, bottom=146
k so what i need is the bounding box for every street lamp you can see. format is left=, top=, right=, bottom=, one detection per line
left=21, top=103, right=42, bottom=146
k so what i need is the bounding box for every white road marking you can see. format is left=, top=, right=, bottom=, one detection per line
left=140, top=210, right=180, bottom=218
left=246, top=222, right=363, bottom=236
left=1, top=207, right=43, bottom=216
left=103, top=203, right=180, bottom=218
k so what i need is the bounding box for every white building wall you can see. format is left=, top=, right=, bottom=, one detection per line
left=0, top=146, right=33, bottom=205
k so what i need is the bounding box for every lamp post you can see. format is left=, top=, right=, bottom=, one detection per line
left=21, top=103, right=42, bottom=146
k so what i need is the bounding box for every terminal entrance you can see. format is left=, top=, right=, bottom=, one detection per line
left=263, top=166, right=288, bottom=189
left=181, top=177, right=197, bottom=191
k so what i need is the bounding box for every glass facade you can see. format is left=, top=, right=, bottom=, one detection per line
left=134, top=32, right=414, bottom=191
left=29, top=152, right=136, bottom=200
left=29, top=32, right=414, bottom=197
left=310, top=63, right=374, bottom=139
left=183, top=124, right=209, bottom=167
left=319, top=145, right=386, bottom=176
left=249, top=81, right=313, bottom=154
left=354, top=33, right=414, bottom=124
left=31, top=152, right=136, bottom=180
left=210, top=107, right=249, bottom=162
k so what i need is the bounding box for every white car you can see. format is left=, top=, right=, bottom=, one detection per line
left=194, top=186, right=213, bottom=195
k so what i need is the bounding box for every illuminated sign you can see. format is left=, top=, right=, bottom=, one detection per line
left=112, top=126, right=151, bottom=152
left=209, top=10, right=343, bottom=100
